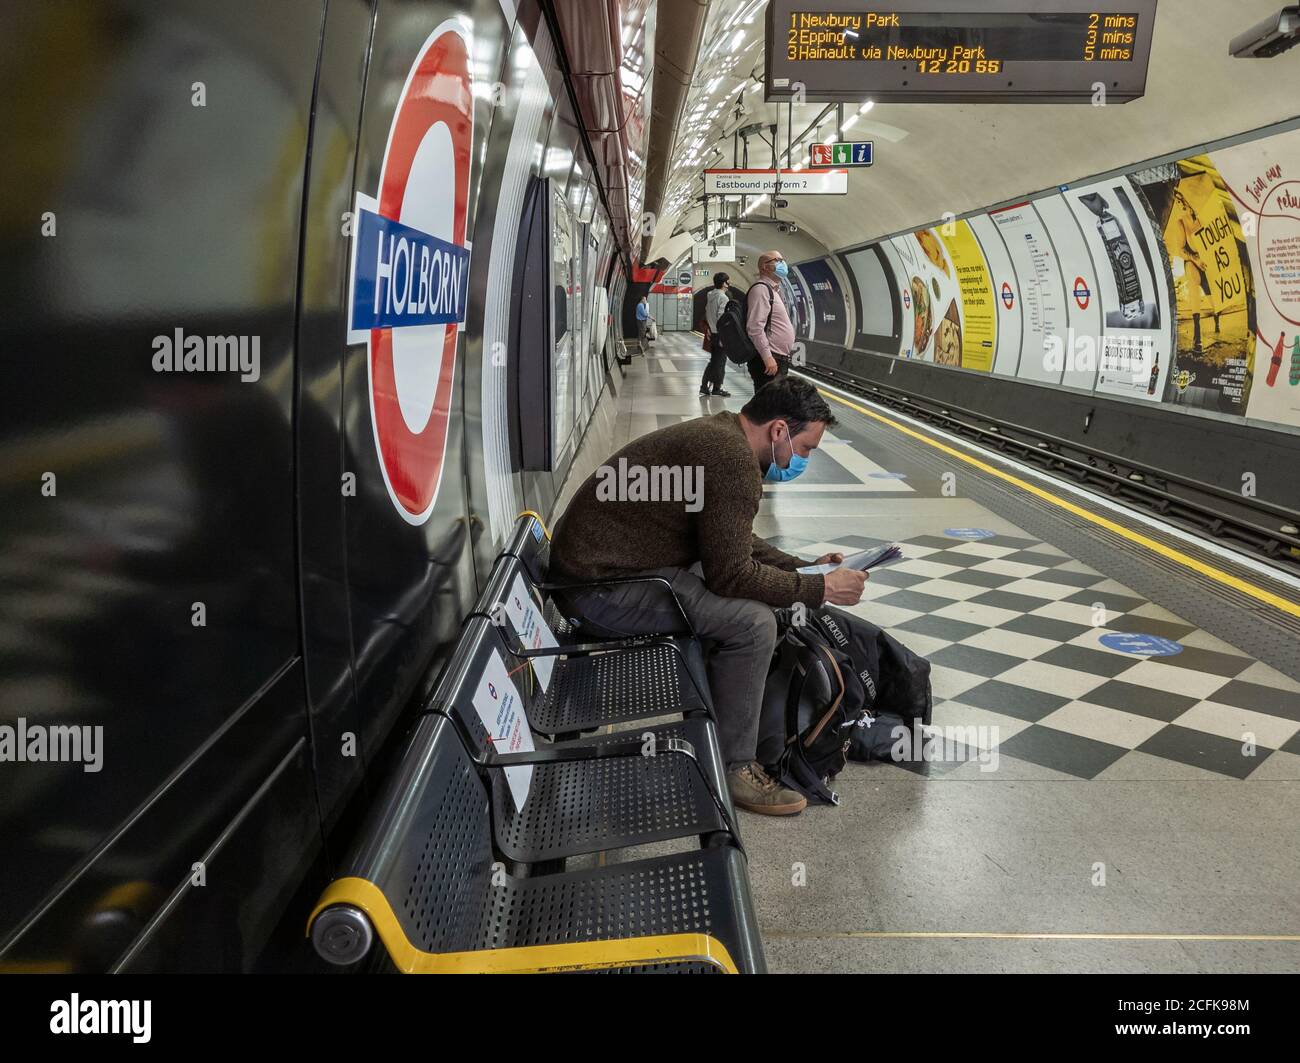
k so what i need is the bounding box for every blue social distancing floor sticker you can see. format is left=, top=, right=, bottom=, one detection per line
left=944, top=528, right=995, bottom=540
left=1099, top=632, right=1184, bottom=657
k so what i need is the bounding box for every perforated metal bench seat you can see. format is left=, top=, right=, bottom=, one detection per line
left=309, top=716, right=765, bottom=974
left=484, top=717, right=732, bottom=863
left=481, top=521, right=714, bottom=735
left=521, top=636, right=710, bottom=734
left=432, top=616, right=739, bottom=863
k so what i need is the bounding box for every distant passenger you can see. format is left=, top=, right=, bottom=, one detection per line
left=746, top=250, right=796, bottom=393
left=636, top=295, right=651, bottom=355
left=548, top=378, right=868, bottom=816
left=700, top=272, right=732, bottom=397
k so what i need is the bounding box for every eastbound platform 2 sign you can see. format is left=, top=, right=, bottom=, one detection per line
left=765, top=0, right=1157, bottom=104
left=704, top=168, right=848, bottom=195
left=811, top=141, right=873, bottom=167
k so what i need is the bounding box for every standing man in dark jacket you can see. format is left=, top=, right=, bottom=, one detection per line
left=746, top=250, right=796, bottom=393
left=548, top=378, right=868, bottom=816
left=700, top=272, right=732, bottom=397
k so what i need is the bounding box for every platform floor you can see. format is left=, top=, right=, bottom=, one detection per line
left=560, top=332, right=1300, bottom=973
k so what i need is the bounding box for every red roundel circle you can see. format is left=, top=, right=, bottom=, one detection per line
left=367, top=21, right=473, bottom=525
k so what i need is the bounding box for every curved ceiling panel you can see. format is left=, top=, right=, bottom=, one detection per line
left=650, top=0, right=1300, bottom=258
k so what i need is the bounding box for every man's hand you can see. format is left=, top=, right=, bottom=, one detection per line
left=824, top=567, right=868, bottom=606
left=813, top=552, right=844, bottom=566
left=763, top=355, right=779, bottom=376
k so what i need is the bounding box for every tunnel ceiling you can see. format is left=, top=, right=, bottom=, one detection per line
left=647, top=0, right=1300, bottom=260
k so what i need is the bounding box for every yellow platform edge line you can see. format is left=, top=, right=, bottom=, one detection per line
left=817, top=387, right=1300, bottom=621
left=309, top=877, right=739, bottom=974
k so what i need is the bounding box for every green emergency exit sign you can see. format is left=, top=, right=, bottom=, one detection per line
left=810, top=141, right=874, bottom=167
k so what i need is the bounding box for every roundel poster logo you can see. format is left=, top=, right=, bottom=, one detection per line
left=1073, top=276, right=1091, bottom=310
left=346, top=21, right=473, bottom=525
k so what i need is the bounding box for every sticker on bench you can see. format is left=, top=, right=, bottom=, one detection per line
left=505, top=574, right=559, bottom=690
left=472, top=649, right=534, bottom=810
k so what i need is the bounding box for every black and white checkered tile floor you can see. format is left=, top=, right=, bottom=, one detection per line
left=604, top=331, right=1300, bottom=785
left=775, top=530, right=1300, bottom=781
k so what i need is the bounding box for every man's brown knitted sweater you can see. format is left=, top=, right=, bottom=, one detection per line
left=549, top=411, right=826, bottom=608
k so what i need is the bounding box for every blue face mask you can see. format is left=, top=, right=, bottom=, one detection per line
left=764, top=422, right=809, bottom=482
left=773, top=260, right=789, bottom=278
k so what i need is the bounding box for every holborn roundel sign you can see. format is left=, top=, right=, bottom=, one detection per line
left=347, top=21, right=474, bottom=525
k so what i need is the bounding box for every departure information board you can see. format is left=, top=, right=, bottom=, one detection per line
left=765, top=0, right=1157, bottom=104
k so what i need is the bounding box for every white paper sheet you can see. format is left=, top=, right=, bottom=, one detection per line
left=504, top=575, right=559, bottom=690
left=471, top=648, right=534, bottom=810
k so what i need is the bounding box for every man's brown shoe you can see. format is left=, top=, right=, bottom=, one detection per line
left=727, top=761, right=807, bottom=816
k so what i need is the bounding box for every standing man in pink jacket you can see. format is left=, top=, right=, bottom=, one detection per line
left=746, top=250, right=796, bottom=393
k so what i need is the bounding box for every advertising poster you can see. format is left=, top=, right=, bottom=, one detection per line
left=792, top=257, right=849, bottom=347
left=1133, top=156, right=1256, bottom=415
left=841, top=245, right=900, bottom=354
left=935, top=219, right=997, bottom=371
left=968, top=213, right=1021, bottom=377
left=890, top=229, right=963, bottom=365
left=1211, top=129, right=1300, bottom=429
left=1036, top=194, right=1104, bottom=390
left=788, top=266, right=814, bottom=340
left=879, top=239, right=913, bottom=357
left=1062, top=176, right=1172, bottom=401
left=989, top=202, right=1069, bottom=384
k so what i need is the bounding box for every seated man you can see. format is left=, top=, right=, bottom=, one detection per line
left=548, top=378, right=868, bottom=816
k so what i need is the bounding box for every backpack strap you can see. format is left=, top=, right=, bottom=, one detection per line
left=781, top=638, right=846, bottom=751
left=754, top=280, right=774, bottom=338
left=803, top=644, right=846, bottom=749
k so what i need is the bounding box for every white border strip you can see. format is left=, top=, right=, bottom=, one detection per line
left=800, top=371, right=1300, bottom=596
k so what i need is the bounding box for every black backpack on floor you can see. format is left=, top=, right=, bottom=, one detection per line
left=715, top=286, right=772, bottom=365
left=764, top=605, right=933, bottom=804
left=828, top=607, right=933, bottom=765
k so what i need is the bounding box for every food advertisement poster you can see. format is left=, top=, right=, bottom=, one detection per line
left=891, top=229, right=963, bottom=366
left=935, top=219, right=997, bottom=372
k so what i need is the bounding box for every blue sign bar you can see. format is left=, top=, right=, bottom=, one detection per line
left=351, top=207, right=470, bottom=331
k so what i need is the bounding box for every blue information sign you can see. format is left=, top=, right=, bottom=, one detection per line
left=1099, top=633, right=1184, bottom=657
